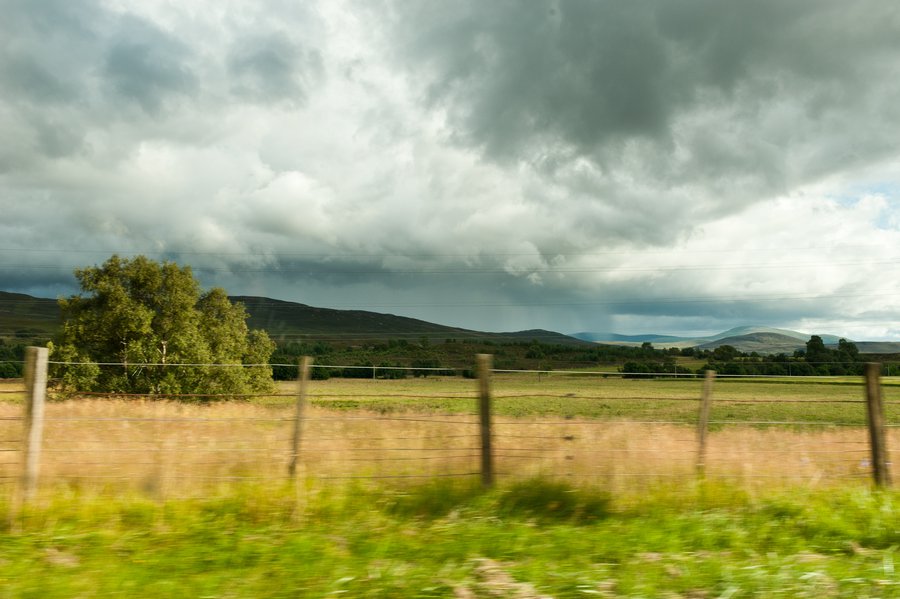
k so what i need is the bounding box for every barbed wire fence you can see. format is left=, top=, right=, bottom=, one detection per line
left=0, top=348, right=895, bottom=510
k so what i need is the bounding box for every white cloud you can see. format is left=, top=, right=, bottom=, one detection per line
left=1, top=0, right=899, bottom=338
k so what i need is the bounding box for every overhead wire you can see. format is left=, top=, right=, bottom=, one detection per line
left=0, top=259, right=898, bottom=275
left=0, top=242, right=896, bottom=259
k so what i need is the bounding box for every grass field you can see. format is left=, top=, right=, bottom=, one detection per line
left=294, top=373, right=900, bottom=425
left=5, top=481, right=900, bottom=597
left=2, top=373, right=898, bottom=496
left=3, top=374, right=900, bottom=596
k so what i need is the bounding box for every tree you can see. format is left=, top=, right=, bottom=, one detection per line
left=712, top=344, right=739, bottom=362
left=804, top=335, right=830, bottom=365
left=837, top=338, right=860, bottom=362
left=51, top=255, right=275, bottom=397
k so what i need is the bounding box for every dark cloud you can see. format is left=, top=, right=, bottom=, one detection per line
left=0, top=0, right=104, bottom=105
left=227, top=34, right=323, bottom=105
left=0, top=0, right=898, bottom=338
left=389, top=0, right=900, bottom=197
left=0, top=54, right=73, bottom=105
left=30, top=114, right=84, bottom=158
left=414, top=1, right=671, bottom=152
left=103, top=19, right=198, bottom=115
left=0, top=1, right=199, bottom=166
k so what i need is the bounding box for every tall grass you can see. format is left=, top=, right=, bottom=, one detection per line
left=3, top=373, right=900, bottom=596
left=0, top=372, right=892, bottom=496
left=0, top=399, right=884, bottom=499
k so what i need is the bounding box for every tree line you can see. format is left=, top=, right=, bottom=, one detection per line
left=688, top=335, right=867, bottom=377
left=620, top=335, right=872, bottom=377
left=268, top=337, right=698, bottom=380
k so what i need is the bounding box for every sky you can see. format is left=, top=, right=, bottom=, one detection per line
left=1, top=0, right=900, bottom=340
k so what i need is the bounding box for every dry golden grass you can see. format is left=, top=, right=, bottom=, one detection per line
left=491, top=419, right=875, bottom=493
left=0, top=388, right=887, bottom=499
left=1, top=396, right=481, bottom=497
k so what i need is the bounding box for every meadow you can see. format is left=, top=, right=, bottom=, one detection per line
left=3, top=373, right=900, bottom=597
left=291, top=372, right=900, bottom=424
left=3, top=373, right=899, bottom=496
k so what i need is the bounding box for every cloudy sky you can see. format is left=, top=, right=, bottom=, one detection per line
left=2, top=0, right=900, bottom=340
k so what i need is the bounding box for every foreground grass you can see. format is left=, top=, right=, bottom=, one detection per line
left=4, top=481, right=900, bottom=597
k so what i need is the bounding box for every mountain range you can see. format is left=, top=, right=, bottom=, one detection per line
left=572, top=326, right=900, bottom=354
left=231, top=295, right=585, bottom=345
left=2, top=291, right=899, bottom=354
left=0, top=291, right=586, bottom=346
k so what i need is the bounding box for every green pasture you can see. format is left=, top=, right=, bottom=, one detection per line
left=282, top=373, right=900, bottom=427
left=4, top=373, right=900, bottom=427
left=4, top=374, right=900, bottom=596
left=4, top=480, right=900, bottom=597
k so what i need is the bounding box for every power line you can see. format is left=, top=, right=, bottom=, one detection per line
left=0, top=260, right=898, bottom=274
left=0, top=243, right=896, bottom=256
left=2, top=292, right=899, bottom=310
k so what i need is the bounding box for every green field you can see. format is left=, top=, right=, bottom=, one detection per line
left=4, top=481, right=900, bottom=597
left=294, top=373, right=900, bottom=426
left=4, top=374, right=900, bottom=596
left=9, top=373, right=898, bottom=425
left=3, top=374, right=898, bottom=493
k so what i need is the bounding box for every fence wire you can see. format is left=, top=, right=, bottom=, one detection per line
left=1, top=360, right=896, bottom=496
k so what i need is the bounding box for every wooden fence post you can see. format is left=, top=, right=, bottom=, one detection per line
left=288, top=356, right=312, bottom=479
left=477, top=354, right=494, bottom=488
left=865, top=363, right=891, bottom=488
left=21, top=346, right=48, bottom=502
left=696, top=370, right=715, bottom=477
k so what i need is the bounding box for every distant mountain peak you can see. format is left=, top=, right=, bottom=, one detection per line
left=572, top=326, right=850, bottom=353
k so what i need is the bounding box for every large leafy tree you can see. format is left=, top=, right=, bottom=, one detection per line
left=804, top=335, right=830, bottom=364
left=52, top=255, right=275, bottom=396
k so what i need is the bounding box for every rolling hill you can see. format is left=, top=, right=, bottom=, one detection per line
left=0, top=291, right=588, bottom=346
left=696, top=332, right=808, bottom=354
left=854, top=342, right=900, bottom=354
left=233, top=296, right=588, bottom=345
left=706, top=326, right=843, bottom=345
left=0, top=291, right=62, bottom=339
left=3, top=290, right=897, bottom=353
left=573, top=326, right=851, bottom=353
left=570, top=332, right=685, bottom=344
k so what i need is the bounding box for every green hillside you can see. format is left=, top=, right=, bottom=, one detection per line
left=234, top=296, right=588, bottom=345
left=2, top=290, right=896, bottom=358
left=856, top=342, right=900, bottom=353
left=578, top=326, right=847, bottom=349
left=0, top=291, right=61, bottom=340
left=0, top=291, right=587, bottom=346
left=697, top=332, right=807, bottom=354
left=234, top=295, right=481, bottom=342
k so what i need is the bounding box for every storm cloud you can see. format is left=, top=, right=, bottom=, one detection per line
left=389, top=0, right=900, bottom=216
left=1, top=0, right=899, bottom=339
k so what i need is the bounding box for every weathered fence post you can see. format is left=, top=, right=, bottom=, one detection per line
left=477, top=354, right=495, bottom=488
left=288, top=356, right=311, bottom=479
left=865, top=362, right=891, bottom=488
left=21, top=346, right=48, bottom=503
left=696, top=370, right=715, bottom=477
